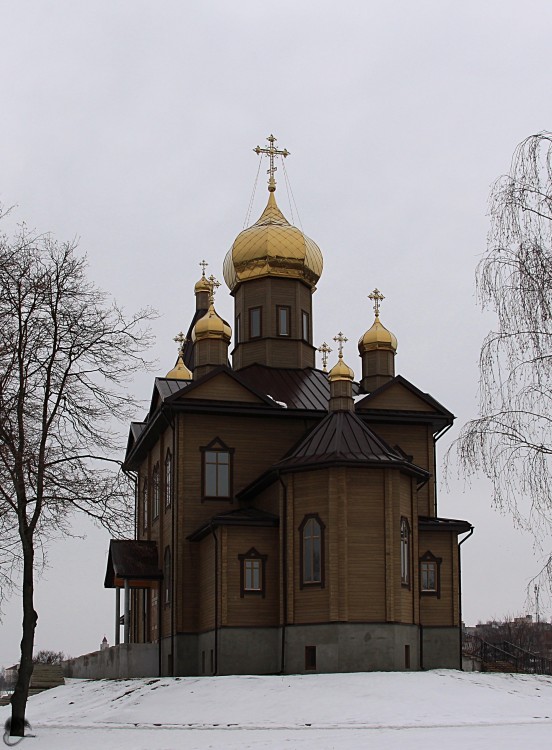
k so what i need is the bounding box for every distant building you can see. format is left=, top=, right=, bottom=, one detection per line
left=104, top=135, right=473, bottom=676
left=100, top=636, right=109, bottom=651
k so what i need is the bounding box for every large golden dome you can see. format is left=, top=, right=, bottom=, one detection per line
left=223, top=190, right=323, bottom=291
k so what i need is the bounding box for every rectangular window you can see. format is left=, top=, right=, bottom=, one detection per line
left=420, top=561, right=437, bottom=592
left=277, top=306, right=291, bottom=336
left=204, top=450, right=230, bottom=497
left=245, top=559, right=261, bottom=591
left=305, top=646, right=317, bottom=670
left=302, top=310, right=310, bottom=342
left=249, top=307, right=262, bottom=339
left=152, top=464, right=160, bottom=520
left=235, top=314, right=241, bottom=343
left=165, top=452, right=172, bottom=508
left=404, top=644, right=411, bottom=669
left=400, top=518, right=410, bottom=586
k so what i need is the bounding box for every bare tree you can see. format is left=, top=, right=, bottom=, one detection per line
left=0, top=221, right=155, bottom=736
left=452, top=133, right=552, bottom=552
left=32, top=650, right=65, bottom=665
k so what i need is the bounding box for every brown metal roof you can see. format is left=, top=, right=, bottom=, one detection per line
left=188, top=507, right=279, bottom=542
left=104, top=540, right=162, bottom=588
left=418, top=516, right=473, bottom=534
left=237, top=364, right=359, bottom=411
left=275, top=410, right=428, bottom=478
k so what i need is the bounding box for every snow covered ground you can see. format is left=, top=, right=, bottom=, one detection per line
left=1, top=670, right=551, bottom=749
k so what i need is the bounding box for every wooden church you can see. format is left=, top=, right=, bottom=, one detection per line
left=105, top=135, right=473, bottom=676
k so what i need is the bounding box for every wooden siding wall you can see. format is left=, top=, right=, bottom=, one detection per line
left=418, top=531, right=458, bottom=627
left=368, top=423, right=435, bottom=517
left=198, top=535, right=216, bottom=632
left=175, top=412, right=313, bottom=634
left=222, top=526, right=279, bottom=627
left=232, top=276, right=315, bottom=369
left=135, top=423, right=175, bottom=643
left=288, top=467, right=420, bottom=627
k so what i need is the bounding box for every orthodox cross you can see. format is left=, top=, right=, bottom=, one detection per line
left=368, top=288, right=385, bottom=317
left=207, top=274, right=221, bottom=304
left=317, top=341, right=332, bottom=372
left=199, top=259, right=209, bottom=277
left=333, top=331, right=348, bottom=357
left=173, top=331, right=188, bottom=355
left=253, top=134, right=290, bottom=190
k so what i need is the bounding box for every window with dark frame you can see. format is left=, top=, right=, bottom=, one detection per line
left=419, top=551, right=442, bottom=596
left=299, top=514, right=325, bottom=588
left=249, top=307, right=262, bottom=339
left=302, top=310, right=310, bottom=342
left=238, top=548, right=267, bottom=597
left=400, top=517, right=410, bottom=586
left=201, top=438, right=233, bottom=499
left=164, top=546, right=171, bottom=606
left=165, top=450, right=172, bottom=508
left=235, top=314, right=241, bottom=343
left=142, top=477, right=148, bottom=532
left=152, top=463, right=160, bottom=520
left=277, top=305, right=291, bottom=336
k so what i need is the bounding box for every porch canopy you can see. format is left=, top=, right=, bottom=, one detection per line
left=104, top=540, right=162, bottom=589
left=104, top=540, right=163, bottom=646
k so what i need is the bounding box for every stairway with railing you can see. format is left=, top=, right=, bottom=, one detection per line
left=462, top=632, right=552, bottom=674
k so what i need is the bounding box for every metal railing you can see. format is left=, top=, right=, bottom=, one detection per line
left=462, top=632, right=552, bottom=674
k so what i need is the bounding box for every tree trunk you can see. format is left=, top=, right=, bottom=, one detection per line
left=10, top=542, right=37, bottom=737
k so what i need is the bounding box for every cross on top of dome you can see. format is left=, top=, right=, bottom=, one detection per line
left=253, top=134, right=290, bottom=192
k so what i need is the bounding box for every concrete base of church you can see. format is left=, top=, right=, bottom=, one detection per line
left=163, top=624, right=461, bottom=677
left=283, top=623, right=420, bottom=673
left=421, top=626, right=461, bottom=670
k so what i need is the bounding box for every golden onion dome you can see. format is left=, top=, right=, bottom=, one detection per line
left=193, top=304, right=232, bottom=342
left=328, top=354, right=355, bottom=382
left=223, top=190, right=323, bottom=291
left=358, top=315, right=398, bottom=354
left=195, top=274, right=211, bottom=294
left=166, top=353, right=193, bottom=380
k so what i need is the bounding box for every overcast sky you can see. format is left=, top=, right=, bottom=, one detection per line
left=1, top=0, right=552, bottom=667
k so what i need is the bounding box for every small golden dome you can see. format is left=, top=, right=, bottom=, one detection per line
left=358, top=315, right=398, bottom=354
left=195, top=275, right=211, bottom=294
left=193, top=304, right=232, bottom=342
left=166, top=353, right=193, bottom=380
left=223, top=190, right=323, bottom=291
left=328, top=354, right=355, bottom=382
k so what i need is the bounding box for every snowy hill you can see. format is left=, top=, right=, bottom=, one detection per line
left=2, top=670, right=552, bottom=749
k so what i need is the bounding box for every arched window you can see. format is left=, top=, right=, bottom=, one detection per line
left=165, top=450, right=172, bottom=508
left=299, top=514, right=325, bottom=588
left=400, top=517, right=410, bottom=586
left=164, top=546, right=171, bottom=606
left=142, top=478, right=148, bottom=532
left=152, top=463, right=160, bottom=520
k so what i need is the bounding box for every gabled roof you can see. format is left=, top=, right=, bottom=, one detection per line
left=274, top=409, right=428, bottom=478
left=187, top=507, right=279, bottom=542
left=355, top=375, right=454, bottom=434
left=165, top=365, right=282, bottom=408
left=104, top=540, right=162, bottom=589
left=237, top=363, right=359, bottom=411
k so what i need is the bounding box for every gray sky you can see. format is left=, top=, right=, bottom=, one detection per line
left=1, top=0, right=551, bottom=667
